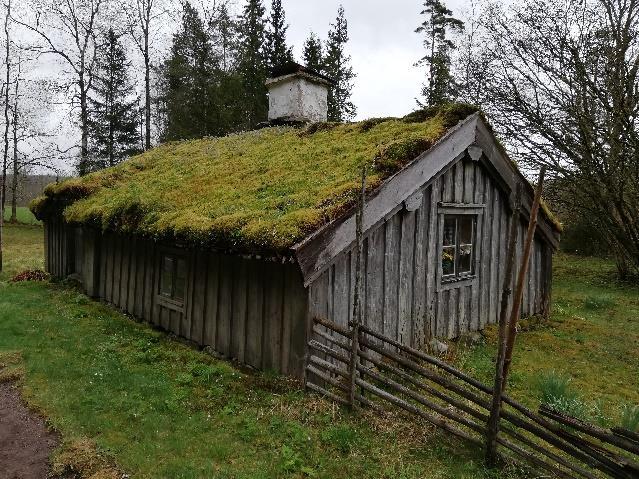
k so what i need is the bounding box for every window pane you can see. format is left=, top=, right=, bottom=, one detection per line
left=174, top=259, right=187, bottom=301
left=443, top=217, right=457, bottom=246
left=160, top=256, right=174, bottom=296
left=459, top=244, right=473, bottom=274
left=459, top=216, right=474, bottom=244
left=442, top=246, right=456, bottom=276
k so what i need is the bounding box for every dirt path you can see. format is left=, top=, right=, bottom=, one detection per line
left=0, top=381, right=59, bottom=479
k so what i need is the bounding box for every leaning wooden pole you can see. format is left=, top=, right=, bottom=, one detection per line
left=502, top=167, right=547, bottom=387
left=485, top=183, right=522, bottom=465
left=348, top=166, right=366, bottom=408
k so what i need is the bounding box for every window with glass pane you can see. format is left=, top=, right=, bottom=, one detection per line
left=159, top=253, right=187, bottom=303
left=441, top=214, right=476, bottom=281
left=458, top=217, right=474, bottom=276
left=160, top=256, right=174, bottom=297
left=174, top=258, right=187, bottom=301
left=442, top=217, right=457, bottom=277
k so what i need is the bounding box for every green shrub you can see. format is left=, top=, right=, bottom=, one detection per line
left=277, top=445, right=315, bottom=476
left=583, top=294, right=615, bottom=310
left=620, top=404, right=639, bottom=432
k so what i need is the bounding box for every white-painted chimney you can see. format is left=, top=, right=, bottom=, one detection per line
left=265, top=62, right=335, bottom=124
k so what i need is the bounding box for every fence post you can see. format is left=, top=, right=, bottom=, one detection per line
left=348, top=166, right=366, bottom=408
left=502, top=168, right=546, bottom=384
left=486, top=168, right=547, bottom=465
left=485, top=183, right=522, bottom=465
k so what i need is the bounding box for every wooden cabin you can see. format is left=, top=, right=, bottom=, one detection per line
left=32, top=67, right=561, bottom=379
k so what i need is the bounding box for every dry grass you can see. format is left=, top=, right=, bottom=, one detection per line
left=51, top=439, right=124, bottom=479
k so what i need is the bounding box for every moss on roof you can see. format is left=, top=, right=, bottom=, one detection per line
left=34, top=103, right=560, bottom=253
left=32, top=104, right=482, bottom=254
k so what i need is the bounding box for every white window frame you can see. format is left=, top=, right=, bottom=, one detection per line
left=438, top=203, right=484, bottom=287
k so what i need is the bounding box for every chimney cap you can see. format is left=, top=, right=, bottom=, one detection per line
left=266, top=61, right=336, bottom=87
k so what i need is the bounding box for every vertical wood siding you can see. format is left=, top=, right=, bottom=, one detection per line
left=308, top=158, right=553, bottom=345
left=43, top=223, right=309, bottom=376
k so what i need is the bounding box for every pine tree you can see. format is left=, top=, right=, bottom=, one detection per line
left=209, top=3, right=238, bottom=73
left=265, top=0, right=293, bottom=70
left=236, top=0, right=269, bottom=129
left=209, top=3, right=246, bottom=132
left=303, top=32, right=323, bottom=73
left=87, top=28, right=141, bottom=170
left=160, top=2, right=220, bottom=140
left=324, top=5, right=356, bottom=122
left=415, top=0, right=464, bottom=107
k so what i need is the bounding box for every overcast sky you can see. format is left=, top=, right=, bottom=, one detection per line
left=19, top=0, right=469, bottom=174
left=284, top=0, right=467, bottom=119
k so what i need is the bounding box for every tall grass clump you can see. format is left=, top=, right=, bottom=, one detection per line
left=583, top=294, right=615, bottom=310
left=620, top=404, right=639, bottom=432
left=536, top=371, right=588, bottom=419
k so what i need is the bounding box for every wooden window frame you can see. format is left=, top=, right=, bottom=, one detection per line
left=438, top=204, right=484, bottom=287
left=157, top=249, right=188, bottom=312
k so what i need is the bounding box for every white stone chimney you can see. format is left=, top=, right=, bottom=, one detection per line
left=265, top=62, right=334, bottom=124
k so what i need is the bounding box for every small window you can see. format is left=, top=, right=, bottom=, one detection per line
left=442, top=215, right=476, bottom=281
left=159, top=253, right=187, bottom=303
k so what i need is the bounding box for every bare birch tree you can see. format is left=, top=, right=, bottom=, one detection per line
left=9, top=52, right=18, bottom=222
left=0, top=0, right=13, bottom=273
left=14, top=0, right=106, bottom=175
left=460, top=0, right=639, bottom=278
left=126, top=0, right=171, bottom=151
left=6, top=55, right=55, bottom=221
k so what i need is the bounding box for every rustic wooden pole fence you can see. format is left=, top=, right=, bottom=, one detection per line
left=540, top=405, right=639, bottom=456
left=309, top=313, right=638, bottom=478
left=305, top=168, right=639, bottom=478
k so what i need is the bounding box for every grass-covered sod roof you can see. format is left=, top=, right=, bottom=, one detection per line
left=32, top=105, right=480, bottom=253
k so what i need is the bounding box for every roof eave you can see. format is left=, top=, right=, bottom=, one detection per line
left=292, top=113, right=561, bottom=286
left=292, top=112, right=482, bottom=286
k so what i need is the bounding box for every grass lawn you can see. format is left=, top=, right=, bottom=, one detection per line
left=457, top=254, right=639, bottom=426
left=0, top=224, right=44, bottom=281
left=0, top=224, right=637, bottom=478
left=3, top=205, right=42, bottom=225
left=0, top=224, right=512, bottom=479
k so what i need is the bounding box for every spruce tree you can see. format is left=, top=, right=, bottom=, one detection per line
left=237, top=0, right=268, bottom=129
left=265, top=0, right=293, bottom=70
left=210, top=3, right=238, bottom=73
left=160, top=2, right=220, bottom=140
left=87, top=28, right=140, bottom=170
left=303, top=32, right=323, bottom=73
left=209, top=3, right=246, bottom=132
left=415, top=0, right=464, bottom=106
left=324, top=6, right=356, bottom=122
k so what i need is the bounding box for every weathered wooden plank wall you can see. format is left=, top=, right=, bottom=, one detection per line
left=308, top=158, right=552, bottom=346
left=44, top=219, right=71, bottom=278
left=43, top=223, right=309, bottom=376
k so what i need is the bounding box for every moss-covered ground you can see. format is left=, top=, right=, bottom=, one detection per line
left=0, top=226, right=636, bottom=477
